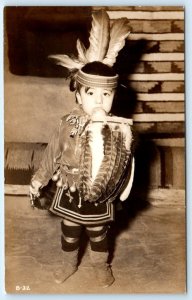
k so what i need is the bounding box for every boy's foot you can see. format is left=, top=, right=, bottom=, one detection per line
left=94, top=265, right=115, bottom=288
left=53, top=266, right=77, bottom=284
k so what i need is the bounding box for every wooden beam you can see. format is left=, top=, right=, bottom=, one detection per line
left=152, top=138, right=184, bottom=147
left=108, top=11, right=184, bottom=20
left=5, top=184, right=29, bottom=195
left=93, top=7, right=184, bottom=12
left=147, top=188, right=185, bottom=206
left=133, top=113, right=184, bottom=122
left=137, top=93, right=184, bottom=101
left=4, top=184, right=185, bottom=207
left=130, top=73, right=184, bottom=81
left=172, top=147, right=185, bottom=188
left=129, top=33, right=184, bottom=41
left=140, top=53, right=184, bottom=61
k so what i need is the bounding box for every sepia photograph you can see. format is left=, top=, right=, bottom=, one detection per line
left=4, top=6, right=185, bottom=294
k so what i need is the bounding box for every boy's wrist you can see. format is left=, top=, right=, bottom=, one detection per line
left=29, top=180, right=42, bottom=197
left=30, top=180, right=42, bottom=189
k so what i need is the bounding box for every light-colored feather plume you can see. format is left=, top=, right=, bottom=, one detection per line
left=49, top=11, right=130, bottom=72
left=85, top=10, right=110, bottom=62
left=76, top=39, right=88, bottom=64
left=49, top=54, right=84, bottom=71
left=103, top=18, right=130, bottom=66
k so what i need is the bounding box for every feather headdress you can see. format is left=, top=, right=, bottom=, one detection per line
left=49, top=10, right=130, bottom=74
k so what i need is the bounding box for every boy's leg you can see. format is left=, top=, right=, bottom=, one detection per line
left=53, top=219, right=82, bottom=284
left=86, top=225, right=114, bottom=288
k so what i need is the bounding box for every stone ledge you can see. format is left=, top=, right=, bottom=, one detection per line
left=4, top=184, right=185, bottom=207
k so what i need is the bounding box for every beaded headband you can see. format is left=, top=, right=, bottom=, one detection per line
left=76, top=69, right=119, bottom=88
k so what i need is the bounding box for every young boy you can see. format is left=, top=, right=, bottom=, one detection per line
left=29, top=10, right=134, bottom=288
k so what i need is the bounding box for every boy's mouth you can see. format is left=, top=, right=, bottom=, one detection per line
left=91, top=107, right=106, bottom=120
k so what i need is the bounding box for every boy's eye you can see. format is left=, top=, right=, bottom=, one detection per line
left=86, top=89, right=94, bottom=96
left=103, top=92, right=110, bottom=96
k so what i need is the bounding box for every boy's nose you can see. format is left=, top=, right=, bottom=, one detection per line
left=95, top=94, right=103, bottom=104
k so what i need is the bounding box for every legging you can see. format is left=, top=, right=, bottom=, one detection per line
left=61, top=219, right=109, bottom=252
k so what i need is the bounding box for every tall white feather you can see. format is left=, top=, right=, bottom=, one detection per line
left=85, top=10, right=110, bottom=62
left=76, top=39, right=88, bottom=64
left=103, top=18, right=130, bottom=66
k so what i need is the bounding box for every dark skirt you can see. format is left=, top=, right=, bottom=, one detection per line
left=49, top=186, right=115, bottom=225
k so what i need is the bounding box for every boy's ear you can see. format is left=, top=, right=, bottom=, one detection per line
left=76, top=92, right=82, bottom=105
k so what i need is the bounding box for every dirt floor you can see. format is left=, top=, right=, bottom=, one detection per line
left=4, top=194, right=186, bottom=294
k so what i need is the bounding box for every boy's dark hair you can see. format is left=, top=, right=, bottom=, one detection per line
left=70, top=61, right=116, bottom=91
left=82, top=61, right=116, bottom=77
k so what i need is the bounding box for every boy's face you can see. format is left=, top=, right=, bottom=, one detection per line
left=76, top=86, right=115, bottom=116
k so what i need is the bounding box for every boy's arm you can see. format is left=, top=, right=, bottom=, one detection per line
left=30, top=120, right=63, bottom=192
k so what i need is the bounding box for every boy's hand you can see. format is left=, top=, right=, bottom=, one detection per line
left=29, top=180, right=42, bottom=198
